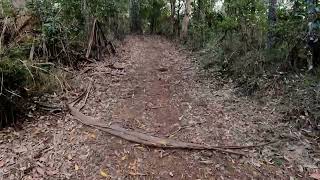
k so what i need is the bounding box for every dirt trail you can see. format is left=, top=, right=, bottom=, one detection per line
left=0, top=36, right=319, bottom=179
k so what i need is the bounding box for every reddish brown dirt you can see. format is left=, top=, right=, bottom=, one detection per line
left=0, top=36, right=319, bottom=179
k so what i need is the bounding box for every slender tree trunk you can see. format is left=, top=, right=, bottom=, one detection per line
left=306, top=0, right=320, bottom=69
left=82, top=0, right=91, bottom=42
left=177, top=0, right=182, bottom=36
left=181, top=0, right=192, bottom=39
left=170, top=0, right=176, bottom=36
left=267, top=0, right=277, bottom=49
left=130, top=0, right=142, bottom=33
left=197, top=0, right=204, bottom=21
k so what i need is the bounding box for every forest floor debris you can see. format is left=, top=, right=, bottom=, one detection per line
left=0, top=36, right=319, bottom=179
left=68, top=90, right=272, bottom=156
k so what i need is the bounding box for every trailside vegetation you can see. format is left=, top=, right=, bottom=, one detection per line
left=0, top=0, right=319, bottom=132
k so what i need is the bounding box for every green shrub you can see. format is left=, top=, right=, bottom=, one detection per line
left=0, top=57, right=58, bottom=128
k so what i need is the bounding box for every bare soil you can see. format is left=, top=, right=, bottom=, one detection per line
left=0, top=36, right=319, bottom=179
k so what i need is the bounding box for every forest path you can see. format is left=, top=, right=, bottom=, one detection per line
left=0, top=36, right=315, bottom=179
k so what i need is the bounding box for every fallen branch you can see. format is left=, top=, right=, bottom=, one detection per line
left=67, top=95, right=256, bottom=156
left=68, top=104, right=246, bottom=156
left=67, top=87, right=278, bottom=156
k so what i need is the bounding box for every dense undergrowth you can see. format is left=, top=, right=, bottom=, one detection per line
left=185, top=0, right=320, bottom=133
left=1, top=0, right=320, bottom=132
left=0, top=0, right=129, bottom=128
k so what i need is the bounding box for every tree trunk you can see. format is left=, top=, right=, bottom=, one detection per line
left=130, top=0, right=142, bottom=34
left=267, top=0, right=277, bottom=49
left=177, top=0, right=182, bottom=36
left=170, top=0, right=176, bottom=36
left=181, top=0, right=192, bottom=39
left=82, top=0, right=91, bottom=43
left=306, top=0, right=320, bottom=70
left=196, top=0, right=204, bottom=21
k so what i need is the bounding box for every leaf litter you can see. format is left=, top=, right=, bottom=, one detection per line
left=0, top=35, right=319, bottom=179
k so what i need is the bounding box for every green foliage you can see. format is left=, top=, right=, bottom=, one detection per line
left=192, top=0, right=317, bottom=80
left=2, top=0, right=319, bottom=127
left=0, top=58, right=29, bottom=90
left=0, top=0, right=14, bottom=17
left=29, top=0, right=130, bottom=42
left=216, top=16, right=238, bottom=31
left=0, top=57, right=59, bottom=127
left=0, top=57, right=57, bottom=93
left=130, top=0, right=170, bottom=34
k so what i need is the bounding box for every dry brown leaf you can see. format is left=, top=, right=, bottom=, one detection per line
left=129, top=172, right=147, bottom=176
left=0, top=160, right=5, bottom=167
left=121, top=155, right=127, bottom=161
left=310, top=172, right=320, bottom=180
left=14, top=146, right=28, bottom=153
left=36, top=167, right=45, bottom=176
left=100, top=169, right=109, bottom=177
left=158, top=140, right=168, bottom=145
left=75, top=164, right=79, bottom=171
left=46, top=170, right=58, bottom=176
left=39, top=156, right=47, bottom=162
left=87, top=132, right=96, bottom=139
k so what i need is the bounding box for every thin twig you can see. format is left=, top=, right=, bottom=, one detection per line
left=4, top=89, right=21, bottom=98
left=69, top=91, right=87, bottom=107
left=79, top=80, right=93, bottom=110
left=30, top=65, right=65, bottom=92
left=217, top=140, right=279, bottom=150
left=0, top=17, right=8, bottom=53
left=167, top=122, right=206, bottom=138
left=53, top=74, right=65, bottom=92
left=29, top=40, right=35, bottom=61
left=19, top=60, right=35, bottom=85
left=0, top=72, right=3, bottom=96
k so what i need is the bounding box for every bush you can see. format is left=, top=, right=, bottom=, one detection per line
left=0, top=57, right=58, bottom=128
